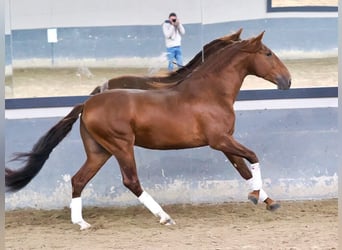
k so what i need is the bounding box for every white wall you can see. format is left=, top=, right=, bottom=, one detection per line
left=6, top=0, right=337, bottom=31
left=7, top=0, right=202, bottom=30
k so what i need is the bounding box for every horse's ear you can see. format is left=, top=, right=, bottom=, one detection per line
left=235, top=28, right=243, bottom=38
left=243, top=31, right=264, bottom=52
left=256, top=31, right=265, bottom=41
left=222, top=28, right=243, bottom=42
left=251, top=31, right=265, bottom=44
left=249, top=31, right=265, bottom=46
left=231, top=28, right=243, bottom=40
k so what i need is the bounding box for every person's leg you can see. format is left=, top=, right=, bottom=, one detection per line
left=167, top=47, right=175, bottom=71
left=175, top=46, right=183, bottom=68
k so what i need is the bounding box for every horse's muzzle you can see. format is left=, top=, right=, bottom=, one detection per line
left=277, top=76, right=291, bottom=90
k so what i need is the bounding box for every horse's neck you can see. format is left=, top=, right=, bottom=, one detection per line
left=174, top=71, right=245, bottom=106
left=176, top=54, right=249, bottom=101
left=211, top=53, right=250, bottom=96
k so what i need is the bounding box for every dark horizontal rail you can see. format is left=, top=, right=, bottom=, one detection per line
left=5, top=87, right=337, bottom=110
left=237, top=87, right=337, bottom=101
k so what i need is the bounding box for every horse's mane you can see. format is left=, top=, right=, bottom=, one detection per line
left=192, top=36, right=262, bottom=76
left=169, top=37, right=237, bottom=75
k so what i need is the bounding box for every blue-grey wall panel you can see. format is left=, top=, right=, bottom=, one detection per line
left=203, top=18, right=337, bottom=52
left=5, top=35, right=12, bottom=65
left=7, top=18, right=337, bottom=64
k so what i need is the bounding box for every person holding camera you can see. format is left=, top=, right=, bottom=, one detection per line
left=162, top=12, right=185, bottom=71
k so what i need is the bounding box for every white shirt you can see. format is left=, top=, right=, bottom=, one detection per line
left=162, top=21, right=185, bottom=48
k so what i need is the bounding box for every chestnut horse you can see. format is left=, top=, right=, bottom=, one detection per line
left=6, top=32, right=291, bottom=230
left=89, top=28, right=243, bottom=94
left=89, top=29, right=272, bottom=210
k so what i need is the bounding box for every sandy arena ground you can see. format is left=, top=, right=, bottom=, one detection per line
left=5, top=199, right=338, bottom=249
left=5, top=57, right=338, bottom=249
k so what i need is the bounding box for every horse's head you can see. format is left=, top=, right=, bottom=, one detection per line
left=245, top=32, right=292, bottom=90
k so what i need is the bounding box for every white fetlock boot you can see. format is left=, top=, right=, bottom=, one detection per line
left=138, top=191, right=176, bottom=225
left=70, top=197, right=91, bottom=230
left=247, top=162, right=263, bottom=204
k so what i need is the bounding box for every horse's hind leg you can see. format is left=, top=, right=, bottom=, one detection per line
left=70, top=122, right=111, bottom=230
left=109, top=144, right=175, bottom=225
left=225, top=154, right=279, bottom=210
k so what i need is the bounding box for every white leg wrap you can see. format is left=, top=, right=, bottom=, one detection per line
left=138, top=191, right=175, bottom=225
left=70, top=197, right=91, bottom=230
left=246, top=178, right=254, bottom=191
left=246, top=163, right=272, bottom=204
left=259, top=188, right=268, bottom=202
left=138, top=191, right=163, bottom=216
left=249, top=162, right=262, bottom=190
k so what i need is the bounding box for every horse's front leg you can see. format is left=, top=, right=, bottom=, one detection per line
left=225, top=154, right=280, bottom=211
left=210, top=136, right=280, bottom=211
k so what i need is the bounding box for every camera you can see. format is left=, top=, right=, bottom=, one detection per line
left=171, top=18, right=177, bottom=23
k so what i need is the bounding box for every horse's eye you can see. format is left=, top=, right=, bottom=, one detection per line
left=266, top=51, right=272, bottom=57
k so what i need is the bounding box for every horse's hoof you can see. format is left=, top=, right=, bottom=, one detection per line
left=248, top=194, right=258, bottom=205
left=77, top=220, right=91, bottom=230
left=266, top=202, right=281, bottom=212
left=160, top=217, right=176, bottom=226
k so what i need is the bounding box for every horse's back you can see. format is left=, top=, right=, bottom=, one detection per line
left=82, top=89, right=164, bottom=128
left=84, top=89, right=141, bottom=116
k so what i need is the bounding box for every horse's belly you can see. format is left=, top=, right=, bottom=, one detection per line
left=134, top=124, right=205, bottom=150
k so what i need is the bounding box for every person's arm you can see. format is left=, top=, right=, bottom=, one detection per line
left=174, top=19, right=185, bottom=35
left=163, top=23, right=175, bottom=39
left=177, top=23, right=185, bottom=35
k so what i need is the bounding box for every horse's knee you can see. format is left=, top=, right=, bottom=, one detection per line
left=122, top=177, right=142, bottom=197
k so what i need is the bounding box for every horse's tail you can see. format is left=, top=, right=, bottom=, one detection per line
left=90, top=81, right=109, bottom=95
left=90, top=86, right=101, bottom=95
left=5, top=104, right=84, bottom=192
